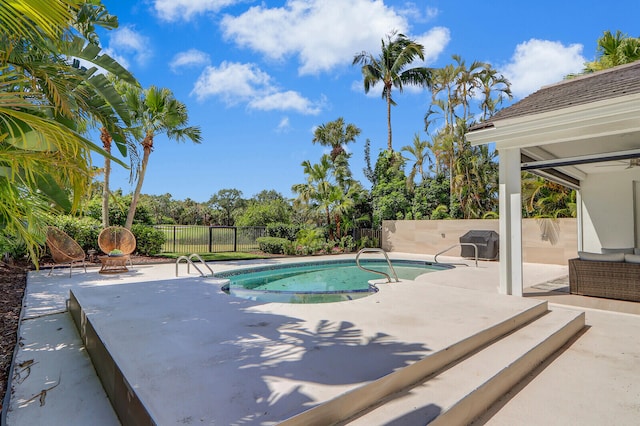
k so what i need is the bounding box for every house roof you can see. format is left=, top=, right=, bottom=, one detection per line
left=470, top=61, right=640, bottom=131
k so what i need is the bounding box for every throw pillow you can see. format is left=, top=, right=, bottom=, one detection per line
left=601, top=247, right=634, bottom=254
left=578, top=251, right=625, bottom=262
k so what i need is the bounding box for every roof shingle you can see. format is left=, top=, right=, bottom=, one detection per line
left=471, top=61, right=640, bottom=130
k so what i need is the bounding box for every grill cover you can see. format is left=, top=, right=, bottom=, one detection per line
left=459, top=230, right=499, bottom=260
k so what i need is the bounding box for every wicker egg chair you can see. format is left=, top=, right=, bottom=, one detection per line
left=98, top=226, right=136, bottom=265
left=45, top=226, right=87, bottom=277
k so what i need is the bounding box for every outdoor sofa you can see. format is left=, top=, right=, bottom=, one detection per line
left=568, top=248, right=640, bottom=302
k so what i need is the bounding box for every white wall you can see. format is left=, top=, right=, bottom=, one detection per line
left=580, top=169, right=640, bottom=251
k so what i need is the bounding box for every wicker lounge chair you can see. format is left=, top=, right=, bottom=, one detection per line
left=45, top=226, right=87, bottom=277
left=98, top=226, right=136, bottom=268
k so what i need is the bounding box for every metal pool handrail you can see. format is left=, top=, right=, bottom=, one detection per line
left=433, top=243, right=479, bottom=267
left=176, top=253, right=214, bottom=277
left=355, top=248, right=400, bottom=283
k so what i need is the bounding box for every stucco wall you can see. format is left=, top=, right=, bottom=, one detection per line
left=580, top=170, right=640, bottom=252
left=382, top=218, right=578, bottom=265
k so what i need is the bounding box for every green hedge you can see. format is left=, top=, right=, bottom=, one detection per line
left=266, top=223, right=302, bottom=241
left=256, top=236, right=291, bottom=254
left=131, top=224, right=165, bottom=256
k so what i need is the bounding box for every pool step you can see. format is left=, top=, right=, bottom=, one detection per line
left=338, top=307, right=585, bottom=425
left=279, top=300, right=558, bottom=425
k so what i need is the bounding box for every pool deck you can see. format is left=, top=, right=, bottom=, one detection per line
left=4, top=253, right=640, bottom=425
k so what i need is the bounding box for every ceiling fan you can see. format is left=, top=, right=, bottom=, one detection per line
left=594, top=158, right=640, bottom=169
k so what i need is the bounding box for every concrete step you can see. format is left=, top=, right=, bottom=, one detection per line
left=341, top=308, right=585, bottom=425
left=279, top=300, right=550, bottom=425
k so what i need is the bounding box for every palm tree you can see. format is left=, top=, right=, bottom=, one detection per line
left=477, top=64, right=512, bottom=121
left=452, top=55, right=486, bottom=119
left=522, top=173, right=576, bottom=218
left=0, top=0, right=137, bottom=261
left=353, top=31, right=432, bottom=151
left=425, top=63, right=460, bottom=132
left=99, top=74, right=142, bottom=228
left=584, top=30, right=640, bottom=73
left=424, top=56, right=507, bottom=218
left=292, top=156, right=335, bottom=237
left=312, top=118, right=361, bottom=161
left=100, top=128, right=113, bottom=228
left=401, top=134, right=430, bottom=192
left=120, top=85, right=202, bottom=229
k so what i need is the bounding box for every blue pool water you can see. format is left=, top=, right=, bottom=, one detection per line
left=218, top=259, right=449, bottom=304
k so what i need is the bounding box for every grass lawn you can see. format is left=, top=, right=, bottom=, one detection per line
left=159, top=252, right=274, bottom=261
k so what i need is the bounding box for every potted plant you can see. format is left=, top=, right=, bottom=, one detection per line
left=108, top=249, right=124, bottom=257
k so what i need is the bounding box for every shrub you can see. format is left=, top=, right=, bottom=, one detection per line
left=131, top=224, right=165, bottom=256
left=294, top=227, right=326, bottom=255
left=357, top=235, right=379, bottom=250
left=337, top=235, right=356, bottom=253
left=430, top=205, right=450, bottom=220
left=49, top=215, right=102, bottom=252
left=256, top=236, right=291, bottom=254
left=266, top=223, right=302, bottom=241
left=0, top=230, right=28, bottom=262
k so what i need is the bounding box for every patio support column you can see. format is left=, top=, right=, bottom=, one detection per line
left=498, top=147, right=523, bottom=296
left=576, top=190, right=583, bottom=252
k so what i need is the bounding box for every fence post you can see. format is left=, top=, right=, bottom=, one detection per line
left=233, top=227, right=238, bottom=252
left=208, top=226, right=213, bottom=253
left=172, top=226, right=176, bottom=252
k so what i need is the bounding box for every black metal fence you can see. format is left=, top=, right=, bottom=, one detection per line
left=155, top=225, right=381, bottom=253
left=155, top=225, right=267, bottom=253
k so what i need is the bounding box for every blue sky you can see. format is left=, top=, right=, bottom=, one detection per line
left=95, top=0, right=639, bottom=203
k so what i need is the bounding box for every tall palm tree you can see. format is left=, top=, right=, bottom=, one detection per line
left=401, top=134, right=430, bottom=192
left=353, top=32, right=432, bottom=151
left=121, top=85, right=202, bottom=229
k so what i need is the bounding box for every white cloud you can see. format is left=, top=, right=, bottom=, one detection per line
left=502, top=39, right=586, bottom=98
left=153, top=0, right=240, bottom=22
left=249, top=91, right=322, bottom=115
left=276, top=117, right=291, bottom=133
left=107, top=26, right=151, bottom=66
left=192, top=62, right=271, bottom=104
left=192, top=61, right=323, bottom=115
left=221, top=0, right=414, bottom=75
left=397, top=4, right=439, bottom=23
left=415, top=27, right=450, bottom=65
left=170, top=49, right=211, bottom=73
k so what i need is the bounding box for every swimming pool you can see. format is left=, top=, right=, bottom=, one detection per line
left=218, top=259, right=450, bottom=304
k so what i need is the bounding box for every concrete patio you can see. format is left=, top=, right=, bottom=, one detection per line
left=4, top=253, right=640, bottom=425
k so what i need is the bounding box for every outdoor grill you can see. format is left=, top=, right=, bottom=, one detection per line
left=459, top=230, right=499, bottom=260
